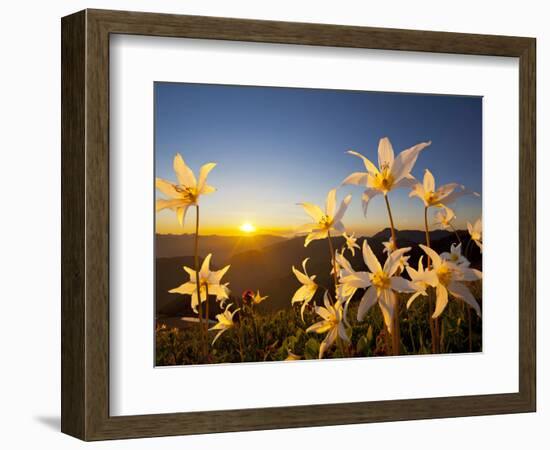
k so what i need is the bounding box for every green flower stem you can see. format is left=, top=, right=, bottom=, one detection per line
left=193, top=204, right=205, bottom=357
left=384, top=194, right=400, bottom=356
left=424, top=206, right=438, bottom=353
left=428, top=292, right=437, bottom=354
left=327, top=230, right=338, bottom=292
left=384, top=193, right=397, bottom=247
left=237, top=322, right=245, bottom=362
left=204, top=283, right=210, bottom=359
left=450, top=223, right=462, bottom=246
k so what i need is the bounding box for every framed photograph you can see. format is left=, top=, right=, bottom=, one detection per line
left=61, top=9, right=536, bottom=441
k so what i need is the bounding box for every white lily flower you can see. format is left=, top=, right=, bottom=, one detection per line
left=342, top=137, right=431, bottom=215
left=434, top=205, right=456, bottom=230
left=355, top=241, right=415, bottom=334
left=169, top=254, right=230, bottom=313
left=252, top=290, right=269, bottom=305
left=382, top=240, right=409, bottom=272
left=406, top=256, right=438, bottom=308
left=343, top=232, right=360, bottom=256
left=298, top=189, right=352, bottom=247
left=410, top=169, right=478, bottom=208
left=382, top=239, right=397, bottom=254
left=209, top=303, right=240, bottom=345
left=441, top=243, right=469, bottom=267
left=468, top=218, right=483, bottom=252
left=419, top=245, right=482, bottom=318
left=334, top=251, right=370, bottom=325
left=291, top=258, right=318, bottom=320
left=306, top=292, right=349, bottom=359
left=155, top=153, right=217, bottom=226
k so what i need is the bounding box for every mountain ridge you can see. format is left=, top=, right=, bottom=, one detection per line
left=155, top=229, right=480, bottom=319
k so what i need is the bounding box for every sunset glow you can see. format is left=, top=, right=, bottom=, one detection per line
left=239, top=222, right=256, bottom=233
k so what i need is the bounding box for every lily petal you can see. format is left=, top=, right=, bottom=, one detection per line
left=419, top=244, right=442, bottom=269
left=176, top=205, right=189, bottom=226
left=390, top=141, right=431, bottom=183
left=155, top=178, right=180, bottom=198
left=362, top=240, right=382, bottom=274
left=173, top=153, right=197, bottom=187
left=333, top=194, right=352, bottom=223
left=197, top=162, right=216, bottom=193
left=305, top=229, right=328, bottom=247
left=423, top=169, right=435, bottom=194
left=432, top=284, right=449, bottom=318
left=359, top=188, right=380, bottom=216
left=348, top=150, right=379, bottom=175
left=357, top=286, right=377, bottom=321
left=319, top=327, right=338, bottom=359
left=325, top=189, right=337, bottom=218
left=378, top=137, right=395, bottom=169
left=299, top=202, right=324, bottom=222
left=341, top=172, right=368, bottom=186
left=378, top=289, right=395, bottom=334
left=156, top=198, right=186, bottom=212
left=448, top=282, right=481, bottom=317
left=390, top=276, right=414, bottom=293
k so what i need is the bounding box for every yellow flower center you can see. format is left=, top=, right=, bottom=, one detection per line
left=436, top=264, right=453, bottom=287
left=198, top=278, right=210, bottom=292
left=450, top=253, right=459, bottom=262
left=424, top=191, right=439, bottom=206
left=371, top=271, right=391, bottom=290
left=175, top=184, right=198, bottom=202
left=319, top=215, right=333, bottom=229
left=373, top=167, right=394, bottom=192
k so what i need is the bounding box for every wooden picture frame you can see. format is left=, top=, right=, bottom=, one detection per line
left=61, top=9, right=536, bottom=441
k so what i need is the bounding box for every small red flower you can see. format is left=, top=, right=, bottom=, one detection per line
left=242, top=289, right=254, bottom=304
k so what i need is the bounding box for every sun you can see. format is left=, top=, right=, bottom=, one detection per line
left=239, top=222, right=256, bottom=233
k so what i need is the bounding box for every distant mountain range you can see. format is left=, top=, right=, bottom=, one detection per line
left=155, top=228, right=481, bottom=319
left=156, top=233, right=286, bottom=263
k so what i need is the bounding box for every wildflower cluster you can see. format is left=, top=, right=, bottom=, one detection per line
left=156, top=137, right=483, bottom=362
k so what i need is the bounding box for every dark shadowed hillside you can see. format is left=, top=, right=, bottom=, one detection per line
left=155, top=233, right=286, bottom=262
left=155, top=228, right=480, bottom=321
left=371, top=227, right=451, bottom=243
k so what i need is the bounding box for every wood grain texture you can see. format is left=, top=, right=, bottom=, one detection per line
left=61, top=10, right=86, bottom=439
left=61, top=9, right=537, bottom=441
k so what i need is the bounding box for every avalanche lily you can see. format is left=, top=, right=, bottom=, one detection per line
left=252, top=290, right=269, bottom=305
left=441, top=243, right=469, bottom=267
left=335, top=250, right=370, bottom=324
left=406, top=256, right=438, bottom=308
left=342, top=137, right=431, bottom=215
left=343, top=232, right=360, bottom=256
left=298, top=188, right=352, bottom=247
left=419, top=245, right=482, bottom=318
left=291, top=258, right=318, bottom=320
left=169, top=254, right=230, bottom=313
left=382, top=240, right=410, bottom=272
left=209, top=303, right=240, bottom=345
left=306, top=292, right=349, bottom=359
left=410, top=169, right=478, bottom=209
left=468, top=218, right=483, bottom=252
left=356, top=241, right=414, bottom=334
left=155, top=153, right=216, bottom=226
left=434, top=205, right=456, bottom=230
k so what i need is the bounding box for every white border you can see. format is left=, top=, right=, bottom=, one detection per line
left=109, top=35, right=519, bottom=416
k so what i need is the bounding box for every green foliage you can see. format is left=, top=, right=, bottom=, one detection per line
left=156, top=281, right=482, bottom=366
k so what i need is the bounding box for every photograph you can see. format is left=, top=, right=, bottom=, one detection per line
left=154, top=82, right=483, bottom=366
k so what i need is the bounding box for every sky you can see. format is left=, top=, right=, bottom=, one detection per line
left=155, top=82, right=482, bottom=236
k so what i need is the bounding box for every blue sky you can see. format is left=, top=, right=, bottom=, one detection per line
left=155, top=82, right=482, bottom=236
